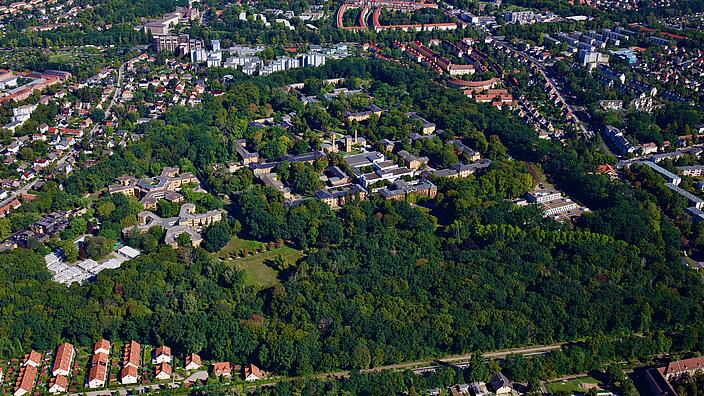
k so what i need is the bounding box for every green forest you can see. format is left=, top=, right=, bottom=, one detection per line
left=1, top=59, right=703, bottom=383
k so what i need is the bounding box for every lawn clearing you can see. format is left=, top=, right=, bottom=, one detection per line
left=212, top=237, right=264, bottom=260
left=230, top=246, right=303, bottom=289
left=546, top=376, right=602, bottom=394
left=48, top=52, right=77, bottom=63
left=214, top=237, right=304, bottom=288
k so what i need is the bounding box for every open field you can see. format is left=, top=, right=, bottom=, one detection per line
left=546, top=375, right=602, bottom=394
left=232, top=246, right=304, bottom=288
left=48, top=52, right=77, bottom=63
left=212, top=237, right=263, bottom=260
left=214, top=237, right=304, bottom=288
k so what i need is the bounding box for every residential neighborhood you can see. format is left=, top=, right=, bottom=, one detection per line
left=0, top=0, right=703, bottom=395
left=0, top=341, right=269, bottom=396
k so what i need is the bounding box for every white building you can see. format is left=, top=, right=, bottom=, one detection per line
left=503, top=10, right=535, bottom=24
left=224, top=56, right=258, bottom=68
left=579, top=50, right=609, bottom=69
left=191, top=49, right=207, bottom=63
left=207, top=57, right=222, bottom=68
left=303, top=53, right=326, bottom=67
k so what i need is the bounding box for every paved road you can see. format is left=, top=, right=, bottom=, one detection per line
left=110, top=63, right=125, bottom=114
left=185, top=370, right=209, bottom=383
left=0, top=169, right=41, bottom=210
left=72, top=384, right=163, bottom=396
left=89, top=62, right=124, bottom=137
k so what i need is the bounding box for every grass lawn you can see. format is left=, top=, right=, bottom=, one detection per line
left=546, top=376, right=602, bottom=394
left=48, top=52, right=76, bottom=63
left=143, top=345, right=153, bottom=365
left=503, top=4, right=531, bottom=11
left=214, top=237, right=304, bottom=288
left=229, top=246, right=303, bottom=289
left=212, top=237, right=263, bottom=260
left=411, top=203, right=432, bottom=212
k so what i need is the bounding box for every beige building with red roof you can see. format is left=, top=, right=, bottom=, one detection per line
left=14, top=364, right=37, bottom=396
left=122, top=340, right=141, bottom=369
left=88, top=340, right=110, bottom=389
left=184, top=353, right=202, bottom=370
left=155, top=345, right=172, bottom=364
left=212, top=362, right=232, bottom=377
left=155, top=362, right=172, bottom=380
left=244, top=363, right=264, bottom=381
left=93, top=339, right=111, bottom=355
left=52, top=343, right=75, bottom=377
left=120, top=365, right=139, bottom=385
left=87, top=353, right=108, bottom=389
left=120, top=340, right=141, bottom=384
left=659, top=356, right=704, bottom=380
left=48, top=374, right=68, bottom=394
left=22, top=350, right=41, bottom=367
left=647, top=356, right=704, bottom=396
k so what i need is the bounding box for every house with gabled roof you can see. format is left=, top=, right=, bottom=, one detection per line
left=87, top=352, right=108, bottom=389
left=647, top=356, right=704, bottom=395
left=120, top=340, right=141, bottom=384
left=155, top=362, right=172, bottom=380
left=184, top=353, right=202, bottom=370
left=52, top=343, right=75, bottom=377
left=22, top=350, right=41, bottom=367
left=212, top=362, right=232, bottom=378
left=491, top=372, right=514, bottom=395
left=48, top=375, right=68, bottom=394
left=93, top=339, right=110, bottom=355
left=244, top=363, right=264, bottom=381
left=154, top=345, right=172, bottom=364
left=14, top=364, right=37, bottom=396
left=122, top=340, right=140, bottom=369
left=120, top=365, right=138, bottom=385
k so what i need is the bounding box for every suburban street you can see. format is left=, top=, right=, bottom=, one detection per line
left=89, top=62, right=125, bottom=137
left=496, top=39, right=593, bottom=138
left=2, top=60, right=125, bottom=211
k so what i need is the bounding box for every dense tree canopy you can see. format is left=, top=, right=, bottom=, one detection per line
left=1, top=59, right=703, bottom=382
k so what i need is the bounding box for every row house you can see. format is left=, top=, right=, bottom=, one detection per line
left=51, top=342, right=75, bottom=377
left=120, top=340, right=141, bottom=384
left=88, top=339, right=110, bottom=388
left=14, top=364, right=37, bottom=396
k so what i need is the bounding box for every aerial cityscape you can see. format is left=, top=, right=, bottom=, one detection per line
left=0, top=0, right=703, bottom=394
